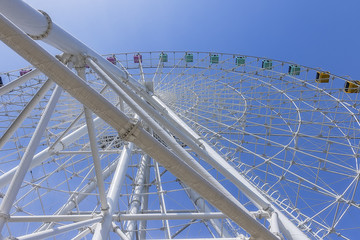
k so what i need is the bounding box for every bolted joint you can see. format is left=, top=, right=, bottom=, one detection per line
left=118, top=119, right=141, bottom=142
left=252, top=210, right=271, bottom=220
left=0, top=212, right=10, bottom=221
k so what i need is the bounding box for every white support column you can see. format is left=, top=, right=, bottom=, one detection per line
left=84, top=106, right=109, bottom=211
left=0, top=78, right=53, bottom=150
left=77, top=67, right=109, bottom=211
left=0, top=84, right=61, bottom=233
left=125, top=154, right=150, bottom=240
left=138, top=155, right=151, bottom=240
left=92, top=143, right=134, bottom=240
left=270, top=212, right=282, bottom=239
left=154, top=161, right=172, bottom=239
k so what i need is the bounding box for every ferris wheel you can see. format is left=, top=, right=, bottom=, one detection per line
left=0, top=1, right=360, bottom=240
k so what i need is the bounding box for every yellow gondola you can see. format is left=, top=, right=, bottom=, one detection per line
left=344, top=80, right=360, bottom=93
left=316, top=71, right=330, bottom=83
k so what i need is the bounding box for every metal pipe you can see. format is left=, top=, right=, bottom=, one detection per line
left=112, top=222, right=130, bottom=240
left=92, top=143, right=134, bottom=240
left=0, top=68, right=41, bottom=96
left=181, top=183, right=232, bottom=238
left=154, top=160, right=172, bottom=239
left=77, top=65, right=109, bottom=212
left=138, top=155, right=151, bottom=240
left=16, top=217, right=102, bottom=240
left=71, top=223, right=97, bottom=240
left=270, top=212, right=281, bottom=238
left=118, top=212, right=227, bottom=221
left=149, top=238, right=242, bottom=240
left=9, top=212, right=231, bottom=222
left=84, top=106, right=109, bottom=211
left=0, top=79, right=53, bottom=150
left=9, top=215, right=95, bottom=222
left=125, top=154, right=150, bottom=240
left=0, top=84, right=61, bottom=233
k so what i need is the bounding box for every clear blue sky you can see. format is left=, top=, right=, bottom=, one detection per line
left=1, top=0, right=359, bottom=80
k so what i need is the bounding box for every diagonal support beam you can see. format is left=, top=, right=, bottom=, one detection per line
left=0, top=68, right=41, bottom=96
left=0, top=78, right=53, bottom=150
left=17, top=217, right=102, bottom=240
left=0, top=84, right=62, bottom=233
left=77, top=67, right=109, bottom=211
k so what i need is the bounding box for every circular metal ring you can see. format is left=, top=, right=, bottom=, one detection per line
left=27, top=10, right=52, bottom=40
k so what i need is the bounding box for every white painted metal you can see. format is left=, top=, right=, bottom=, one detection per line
left=0, top=79, right=53, bottom=150
left=112, top=222, right=131, bottom=240
left=85, top=57, right=277, bottom=239
left=125, top=154, right=150, bottom=239
left=0, top=68, right=41, bottom=96
left=9, top=215, right=95, bottom=222
left=270, top=212, right=281, bottom=239
left=71, top=224, right=98, bottom=240
left=118, top=213, right=227, bottom=221
left=87, top=54, right=304, bottom=240
left=0, top=84, right=61, bottom=233
left=182, top=183, right=232, bottom=238
left=154, top=160, right=172, bottom=239
left=0, top=1, right=358, bottom=240
left=86, top=58, right=246, bottom=203
left=0, top=0, right=139, bottom=91
left=151, top=96, right=308, bottom=240
left=0, top=116, right=105, bottom=188
left=16, top=217, right=102, bottom=240
left=80, top=64, right=108, bottom=212
left=84, top=106, right=109, bottom=211
left=0, top=11, right=298, bottom=239
left=92, top=143, right=134, bottom=240
left=37, top=152, right=123, bottom=232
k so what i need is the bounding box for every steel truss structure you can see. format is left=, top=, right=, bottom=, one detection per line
left=0, top=1, right=359, bottom=240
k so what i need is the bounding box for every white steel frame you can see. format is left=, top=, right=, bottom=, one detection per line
left=0, top=1, right=359, bottom=240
